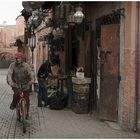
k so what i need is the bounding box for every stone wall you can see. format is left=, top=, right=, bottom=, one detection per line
left=136, top=3, right=140, bottom=132
left=120, top=2, right=137, bottom=130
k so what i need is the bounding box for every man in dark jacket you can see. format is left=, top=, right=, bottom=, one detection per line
left=37, top=57, right=59, bottom=107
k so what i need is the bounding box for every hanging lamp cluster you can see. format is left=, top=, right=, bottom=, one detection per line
left=22, top=1, right=86, bottom=54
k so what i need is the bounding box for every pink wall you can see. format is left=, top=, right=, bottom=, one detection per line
left=0, top=26, right=16, bottom=48
left=16, top=15, right=25, bottom=38
left=121, top=2, right=137, bottom=129
left=0, top=28, right=5, bottom=47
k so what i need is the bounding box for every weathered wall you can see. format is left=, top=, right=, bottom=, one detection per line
left=137, top=3, right=140, bottom=132
left=0, top=25, right=16, bottom=48
left=6, top=25, right=16, bottom=47
left=85, top=2, right=138, bottom=130
left=86, top=2, right=122, bottom=30
left=0, top=27, right=6, bottom=48
left=85, top=1, right=122, bottom=113
left=120, top=2, right=137, bottom=130
left=16, top=15, right=25, bottom=42
left=78, top=31, right=91, bottom=77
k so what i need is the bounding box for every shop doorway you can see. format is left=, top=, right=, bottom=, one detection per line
left=93, top=10, right=121, bottom=121
left=99, top=24, right=120, bottom=121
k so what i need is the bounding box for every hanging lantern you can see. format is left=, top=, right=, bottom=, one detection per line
left=74, top=6, right=85, bottom=24
left=32, top=10, right=39, bottom=23
left=30, top=27, right=35, bottom=51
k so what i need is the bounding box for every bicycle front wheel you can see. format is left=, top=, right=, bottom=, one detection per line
left=21, top=100, right=27, bottom=133
left=16, top=105, right=21, bottom=122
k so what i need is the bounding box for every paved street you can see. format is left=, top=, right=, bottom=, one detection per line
left=0, top=68, right=140, bottom=138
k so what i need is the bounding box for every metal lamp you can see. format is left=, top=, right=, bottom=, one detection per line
left=28, top=14, right=37, bottom=64
left=31, top=29, right=35, bottom=50
left=74, top=5, right=85, bottom=24
left=30, top=26, right=36, bottom=64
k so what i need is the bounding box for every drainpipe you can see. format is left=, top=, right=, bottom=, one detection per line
left=133, top=2, right=139, bottom=132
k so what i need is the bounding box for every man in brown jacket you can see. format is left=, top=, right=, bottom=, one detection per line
left=7, top=52, right=34, bottom=117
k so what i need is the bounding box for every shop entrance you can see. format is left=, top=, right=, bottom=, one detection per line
left=99, top=24, right=120, bottom=121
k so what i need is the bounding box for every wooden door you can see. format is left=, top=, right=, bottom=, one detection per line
left=99, top=24, right=120, bottom=121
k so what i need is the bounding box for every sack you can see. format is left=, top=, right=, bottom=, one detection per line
left=48, top=91, right=68, bottom=110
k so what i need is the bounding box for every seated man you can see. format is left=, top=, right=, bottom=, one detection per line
left=37, top=56, right=61, bottom=107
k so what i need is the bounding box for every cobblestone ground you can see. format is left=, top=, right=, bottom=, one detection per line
left=0, top=68, right=140, bottom=138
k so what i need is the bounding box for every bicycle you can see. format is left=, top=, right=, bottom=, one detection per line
left=16, top=84, right=28, bottom=133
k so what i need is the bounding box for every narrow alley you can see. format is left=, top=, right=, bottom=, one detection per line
left=0, top=69, right=139, bottom=138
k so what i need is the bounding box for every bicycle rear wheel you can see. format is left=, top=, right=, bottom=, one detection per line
left=21, top=100, right=27, bottom=133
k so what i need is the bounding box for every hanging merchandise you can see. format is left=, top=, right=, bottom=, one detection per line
left=54, top=5, right=60, bottom=19
left=59, top=2, right=65, bottom=19
left=52, top=27, right=63, bottom=39
left=65, top=2, right=72, bottom=19
left=46, top=18, right=54, bottom=27
left=52, top=37, right=64, bottom=52
left=67, top=8, right=75, bottom=26
left=75, top=22, right=84, bottom=38
left=59, top=2, right=72, bottom=20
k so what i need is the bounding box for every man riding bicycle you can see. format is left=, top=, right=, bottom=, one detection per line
left=7, top=52, right=34, bottom=118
